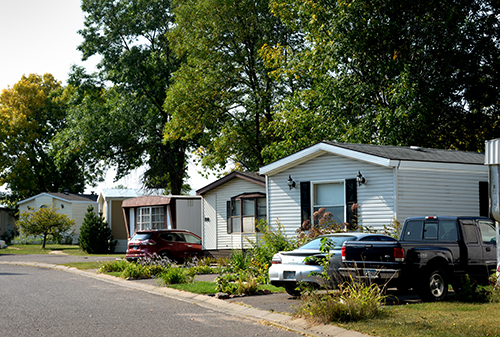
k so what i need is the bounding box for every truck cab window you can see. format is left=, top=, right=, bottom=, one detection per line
left=478, top=220, right=496, bottom=243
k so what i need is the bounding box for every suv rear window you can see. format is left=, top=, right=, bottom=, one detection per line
left=131, top=233, right=152, bottom=241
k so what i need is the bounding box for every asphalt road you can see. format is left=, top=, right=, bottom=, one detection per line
left=0, top=264, right=304, bottom=337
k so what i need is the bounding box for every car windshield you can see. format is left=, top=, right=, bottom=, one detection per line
left=297, top=235, right=356, bottom=250
left=131, top=233, right=151, bottom=241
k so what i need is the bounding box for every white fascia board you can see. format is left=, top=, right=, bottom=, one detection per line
left=398, top=160, right=487, bottom=173
left=17, top=193, right=52, bottom=205
left=260, top=142, right=393, bottom=176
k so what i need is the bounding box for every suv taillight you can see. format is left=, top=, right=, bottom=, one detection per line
left=394, top=247, right=404, bottom=262
left=141, top=239, right=156, bottom=246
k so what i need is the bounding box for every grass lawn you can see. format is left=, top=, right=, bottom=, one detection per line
left=337, top=301, right=500, bottom=337
left=3, top=244, right=125, bottom=258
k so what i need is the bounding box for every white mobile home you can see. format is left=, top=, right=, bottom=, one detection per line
left=197, top=172, right=266, bottom=255
left=259, top=142, right=488, bottom=237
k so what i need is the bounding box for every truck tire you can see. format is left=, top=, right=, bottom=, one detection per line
left=418, top=268, right=448, bottom=302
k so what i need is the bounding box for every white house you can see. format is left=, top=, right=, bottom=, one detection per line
left=97, top=189, right=143, bottom=253
left=197, top=171, right=266, bottom=255
left=17, top=192, right=99, bottom=243
left=259, top=142, right=489, bottom=237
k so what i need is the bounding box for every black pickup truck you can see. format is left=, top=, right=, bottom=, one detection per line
left=339, top=216, right=497, bottom=301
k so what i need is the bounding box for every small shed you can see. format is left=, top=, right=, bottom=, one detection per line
left=97, top=189, right=143, bottom=252
left=17, top=192, right=98, bottom=243
left=259, top=142, right=489, bottom=237
left=122, top=195, right=202, bottom=239
left=196, top=172, right=266, bottom=255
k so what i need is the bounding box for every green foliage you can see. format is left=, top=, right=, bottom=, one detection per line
left=55, top=0, right=189, bottom=194
left=122, top=263, right=152, bottom=279
left=158, top=267, right=192, bottom=285
left=454, top=275, right=490, bottom=303
left=78, top=206, right=116, bottom=254
left=248, top=220, right=295, bottom=283
left=296, top=281, right=386, bottom=323
left=16, top=204, right=75, bottom=249
left=98, top=259, right=130, bottom=273
left=229, top=249, right=251, bottom=272
left=263, top=0, right=500, bottom=160
left=165, top=0, right=301, bottom=172
left=0, top=73, right=86, bottom=199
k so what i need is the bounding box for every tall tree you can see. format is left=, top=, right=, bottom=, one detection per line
left=263, top=0, right=500, bottom=160
left=164, top=0, right=303, bottom=172
left=55, top=0, right=188, bottom=194
left=0, top=74, right=86, bottom=200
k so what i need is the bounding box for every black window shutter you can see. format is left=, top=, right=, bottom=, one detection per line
left=479, top=181, right=489, bottom=217
left=300, top=181, right=311, bottom=224
left=226, top=200, right=232, bottom=234
left=346, top=179, right=357, bottom=225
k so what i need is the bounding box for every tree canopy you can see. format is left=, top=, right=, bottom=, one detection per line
left=54, top=0, right=190, bottom=194
left=0, top=74, right=86, bottom=200
left=262, top=0, right=500, bottom=160
left=164, top=0, right=304, bottom=172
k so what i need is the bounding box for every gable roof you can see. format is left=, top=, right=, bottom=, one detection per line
left=260, top=142, right=485, bottom=175
left=196, top=171, right=265, bottom=195
left=18, top=192, right=98, bottom=205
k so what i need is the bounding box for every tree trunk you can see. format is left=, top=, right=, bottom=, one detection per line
left=42, top=233, right=47, bottom=249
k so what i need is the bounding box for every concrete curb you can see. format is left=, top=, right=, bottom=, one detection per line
left=0, top=261, right=372, bottom=337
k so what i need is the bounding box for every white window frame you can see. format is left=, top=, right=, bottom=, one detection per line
left=311, top=180, right=346, bottom=225
left=137, top=206, right=164, bottom=231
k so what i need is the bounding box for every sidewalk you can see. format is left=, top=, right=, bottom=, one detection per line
left=0, top=255, right=372, bottom=337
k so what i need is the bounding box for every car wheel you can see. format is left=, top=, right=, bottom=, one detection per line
left=159, top=251, right=174, bottom=261
left=284, top=283, right=301, bottom=297
left=418, top=268, right=448, bottom=302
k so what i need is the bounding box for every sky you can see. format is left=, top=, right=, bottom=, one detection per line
left=0, top=0, right=218, bottom=195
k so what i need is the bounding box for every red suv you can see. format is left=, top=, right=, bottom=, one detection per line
left=126, top=229, right=202, bottom=262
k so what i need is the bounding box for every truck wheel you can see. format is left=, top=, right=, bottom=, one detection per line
left=284, top=283, right=301, bottom=297
left=419, top=268, right=448, bottom=302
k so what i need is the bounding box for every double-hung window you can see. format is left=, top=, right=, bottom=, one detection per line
left=137, top=206, right=164, bottom=231
left=312, top=182, right=345, bottom=225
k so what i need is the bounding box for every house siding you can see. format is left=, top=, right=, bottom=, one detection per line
left=267, top=153, right=396, bottom=236
left=176, top=198, right=201, bottom=237
left=204, top=178, right=266, bottom=250
left=396, top=166, right=488, bottom=221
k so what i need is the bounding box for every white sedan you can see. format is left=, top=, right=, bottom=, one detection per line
left=269, top=232, right=397, bottom=296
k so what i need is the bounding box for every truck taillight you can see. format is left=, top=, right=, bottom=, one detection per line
left=394, top=247, right=404, bottom=262
left=341, top=246, right=346, bottom=262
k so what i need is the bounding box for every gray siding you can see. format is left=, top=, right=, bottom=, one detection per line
left=396, top=166, right=488, bottom=221
left=267, top=153, right=396, bottom=236
left=176, top=199, right=202, bottom=237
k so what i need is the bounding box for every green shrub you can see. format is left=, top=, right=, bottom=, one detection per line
left=454, top=275, right=489, bottom=303
left=158, top=267, right=192, bottom=285
left=78, top=206, right=116, bottom=254
left=122, top=263, right=151, bottom=279
left=229, top=249, right=251, bottom=271
left=296, top=281, right=386, bottom=323
left=215, top=274, right=238, bottom=294
left=98, top=259, right=130, bottom=273
left=247, top=220, right=295, bottom=282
